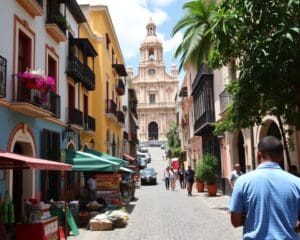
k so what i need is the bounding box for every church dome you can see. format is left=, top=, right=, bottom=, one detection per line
left=142, top=35, right=162, bottom=45
left=141, top=18, right=162, bottom=46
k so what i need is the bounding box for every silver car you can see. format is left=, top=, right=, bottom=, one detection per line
left=137, top=151, right=151, bottom=163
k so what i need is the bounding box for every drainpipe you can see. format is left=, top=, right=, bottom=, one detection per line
left=250, top=126, right=256, bottom=170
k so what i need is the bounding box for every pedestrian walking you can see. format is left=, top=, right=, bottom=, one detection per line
left=230, top=163, right=243, bottom=189
left=185, top=166, right=195, bottom=196
left=163, top=166, right=170, bottom=190
left=178, top=167, right=185, bottom=189
left=229, top=136, right=300, bottom=239
left=169, top=168, right=177, bottom=191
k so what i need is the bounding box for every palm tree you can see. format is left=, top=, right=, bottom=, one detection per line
left=166, top=122, right=181, bottom=157
left=171, top=0, right=217, bottom=72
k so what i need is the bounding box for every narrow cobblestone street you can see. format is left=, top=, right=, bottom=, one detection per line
left=68, top=147, right=242, bottom=240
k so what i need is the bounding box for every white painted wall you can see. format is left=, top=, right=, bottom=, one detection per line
left=0, top=1, right=85, bottom=123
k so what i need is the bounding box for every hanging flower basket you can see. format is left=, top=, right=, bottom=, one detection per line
left=17, top=69, right=56, bottom=103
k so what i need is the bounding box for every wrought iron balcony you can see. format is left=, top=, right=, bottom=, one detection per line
left=67, top=55, right=95, bottom=91
left=0, top=56, right=6, bottom=98
left=16, top=0, right=44, bottom=17
left=194, top=111, right=215, bottom=136
left=192, top=64, right=213, bottom=95
left=11, top=76, right=56, bottom=118
left=219, top=89, right=232, bottom=113
left=116, top=79, right=125, bottom=96
left=45, top=6, right=67, bottom=42
left=105, top=99, right=117, bottom=117
left=68, top=107, right=83, bottom=127
left=82, top=64, right=95, bottom=91
left=67, top=55, right=84, bottom=83
left=43, top=91, right=61, bottom=118
left=117, top=111, right=125, bottom=124
left=84, top=115, right=96, bottom=132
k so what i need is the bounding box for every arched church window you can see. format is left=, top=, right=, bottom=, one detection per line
left=148, top=48, right=154, bottom=61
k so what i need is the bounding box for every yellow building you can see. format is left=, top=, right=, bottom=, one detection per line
left=80, top=5, right=126, bottom=157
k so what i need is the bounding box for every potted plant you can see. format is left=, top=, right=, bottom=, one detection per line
left=17, top=69, right=56, bottom=103
left=194, top=160, right=205, bottom=192
left=202, top=153, right=218, bottom=196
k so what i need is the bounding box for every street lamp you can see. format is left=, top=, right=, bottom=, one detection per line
left=62, top=124, right=75, bottom=142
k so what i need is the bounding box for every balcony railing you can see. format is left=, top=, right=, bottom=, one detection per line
left=194, top=111, right=215, bottom=134
left=45, top=6, right=67, bottom=42
left=83, top=64, right=95, bottom=91
left=67, top=55, right=95, bottom=91
left=46, top=8, right=67, bottom=34
left=117, top=111, right=125, bottom=124
left=67, top=55, right=84, bottom=83
left=44, top=91, right=61, bottom=118
left=192, top=64, right=213, bottom=95
left=219, top=89, right=232, bottom=113
left=116, top=79, right=125, bottom=96
left=105, top=99, right=117, bottom=116
left=84, top=115, right=96, bottom=131
left=68, top=107, right=83, bottom=126
left=13, top=76, right=60, bottom=118
left=0, top=56, right=7, bottom=98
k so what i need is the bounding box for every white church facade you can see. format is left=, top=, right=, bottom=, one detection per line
left=130, top=19, right=178, bottom=142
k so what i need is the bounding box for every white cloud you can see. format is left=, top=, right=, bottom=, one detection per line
left=76, top=0, right=169, bottom=62
left=148, top=0, right=177, bottom=7
left=160, top=32, right=182, bottom=54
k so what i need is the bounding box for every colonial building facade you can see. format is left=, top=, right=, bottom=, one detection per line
left=131, top=20, right=178, bottom=142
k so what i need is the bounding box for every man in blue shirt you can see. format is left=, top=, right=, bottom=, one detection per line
left=229, top=136, right=300, bottom=239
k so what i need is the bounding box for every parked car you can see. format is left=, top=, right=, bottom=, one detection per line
left=149, top=140, right=161, bottom=147
left=137, top=151, right=151, bottom=163
left=137, top=156, right=147, bottom=169
left=140, top=168, right=157, bottom=185
left=138, top=144, right=149, bottom=153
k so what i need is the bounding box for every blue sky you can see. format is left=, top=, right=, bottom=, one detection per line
left=76, top=0, right=186, bottom=82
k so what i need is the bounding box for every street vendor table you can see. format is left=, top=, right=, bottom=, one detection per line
left=15, top=216, right=58, bottom=240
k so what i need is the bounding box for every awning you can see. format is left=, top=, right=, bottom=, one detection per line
left=65, top=149, right=121, bottom=172
left=122, top=154, right=135, bottom=161
left=0, top=152, right=72, bottom=171
left=120, top=167, right=135, bottom=173
left=84, top=147, right=129, bottom=167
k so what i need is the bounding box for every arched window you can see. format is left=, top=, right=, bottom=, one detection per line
left=148, top=48, right=154, bottom=61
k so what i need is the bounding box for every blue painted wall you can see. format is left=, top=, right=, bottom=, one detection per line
left=0, top=106, right=79, bottom=198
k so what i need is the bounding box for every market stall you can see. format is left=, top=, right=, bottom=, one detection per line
left=65, top=149, right=135, bottom=228
left=0, top=152, right=72, bottom=240
left=83, top=148, right=135, bottom=203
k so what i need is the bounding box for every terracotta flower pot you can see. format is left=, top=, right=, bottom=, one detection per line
left=207, top=183, right=217, bottom=196
left=195, top=181, right=205, bottom=192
